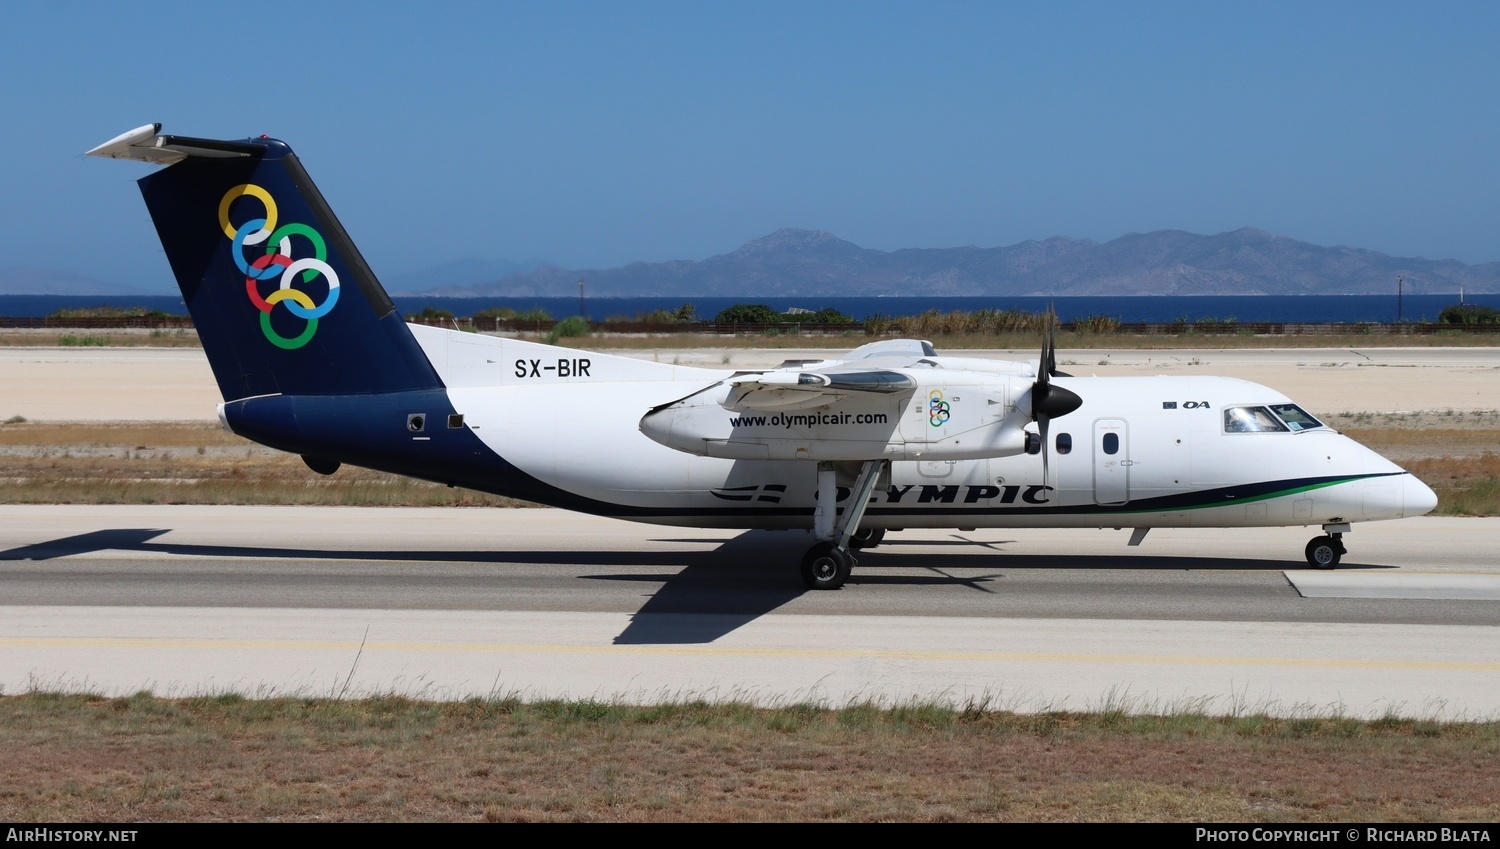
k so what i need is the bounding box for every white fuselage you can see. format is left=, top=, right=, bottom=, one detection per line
left=410, top=326, right=1435, bottom=530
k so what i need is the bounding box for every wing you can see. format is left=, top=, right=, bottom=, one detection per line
left=725, top=368, right=916, bottom=411
left=720, top=338, right=938, bottom=411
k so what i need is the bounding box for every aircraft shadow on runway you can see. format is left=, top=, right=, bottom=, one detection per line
left=2, top=527, right=1361, bottom=646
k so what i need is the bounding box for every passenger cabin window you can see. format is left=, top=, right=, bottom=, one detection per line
left=1224, top=406, right=1289, bottom=434
left=1102, top=432, right=1119, bottom=454
left=1270, top=404, right=1324, bottom=431
left=1056, top=433, right=1072, bottom=454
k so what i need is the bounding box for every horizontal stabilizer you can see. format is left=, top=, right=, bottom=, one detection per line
left=86, top=124, right=266, bottom=166
left=840, top=338, right=937, bottom=360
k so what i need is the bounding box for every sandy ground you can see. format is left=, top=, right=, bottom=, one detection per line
left=1, top=345, right=1497, bottom=422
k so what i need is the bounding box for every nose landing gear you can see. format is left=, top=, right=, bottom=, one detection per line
left=1305, top=523, right=1350, bottom=569
left=1305, top=535, right=1344, bottom=568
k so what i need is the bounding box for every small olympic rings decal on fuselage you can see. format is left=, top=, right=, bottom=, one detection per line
left=219, top=183, right=340, bottom=350
left=928, top=389, right=950, bottom=427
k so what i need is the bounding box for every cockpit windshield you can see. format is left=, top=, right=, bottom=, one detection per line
left=1224, top=404, right=1327, bottom=434
left=1224, top=406, right=1289, bottom=433
left=1270, top=404, right=1325, bottom=431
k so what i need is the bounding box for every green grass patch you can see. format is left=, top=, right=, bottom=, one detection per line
left=56, top=334, right=112, bottom=346
left=543, top=315, right=591, bottom=344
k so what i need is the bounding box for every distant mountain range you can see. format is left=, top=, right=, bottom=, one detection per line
left=7, top=228, right=1498, bottom=298
left=0, top=258, right=548, bottom=298
left=400, top=228, right=1500, bottom=298
left=0, top=267, right=159, bottom=297
left=381, top=257, right=548, bottom=294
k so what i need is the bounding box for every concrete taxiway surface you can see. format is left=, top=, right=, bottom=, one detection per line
left=3, top=506, right=1496, bottom=718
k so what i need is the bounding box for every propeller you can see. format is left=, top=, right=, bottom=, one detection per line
left=1031, top=309, right=1082, bottom=489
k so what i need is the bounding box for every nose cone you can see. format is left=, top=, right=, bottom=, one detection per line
left=1403, top=473, right=1439, bottom=517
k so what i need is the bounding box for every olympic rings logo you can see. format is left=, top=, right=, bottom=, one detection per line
left=928, top=389, right=950, bottom=427
left=219, top=183, right=340, bottom=350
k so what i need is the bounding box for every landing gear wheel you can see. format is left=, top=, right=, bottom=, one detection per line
left=1305, top=535, right=1343, bottom=569
left=801, top=542, right=853, bottom=590
left=850, top=528, right=886, bottom=549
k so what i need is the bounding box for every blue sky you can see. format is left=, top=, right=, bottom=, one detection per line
left=6, top=1, right=1499, bottom=292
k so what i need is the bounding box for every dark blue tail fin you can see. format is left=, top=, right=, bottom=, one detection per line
left=92, top=125, right=442, bottom=401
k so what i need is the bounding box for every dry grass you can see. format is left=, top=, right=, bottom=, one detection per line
left=0, top=329, right=202, bottom=348
left=0, top=422, right=531, bottom=507
left=1400, top=454, right=1500, bottom=516
left=1334, top=413, right=1500, bottom=459
left=1330, top=408, right=1500, bottom=433
left=1, top=693, right=1496, bottom=822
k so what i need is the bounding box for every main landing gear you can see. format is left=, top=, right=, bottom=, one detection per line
left=1304, top=523, right=1350, bottom=569
left=801, top=542, right=853, bottom=591
left=800, top=459, right=886, bottom=591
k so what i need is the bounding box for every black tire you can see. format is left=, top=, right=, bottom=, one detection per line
left=1305, top=536, right=1342, bottom=569
left=801, top=543, right=853, bottom=590
left=850, top=528, right=886, bottom=549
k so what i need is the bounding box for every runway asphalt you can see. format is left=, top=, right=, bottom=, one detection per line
left=3, top=506, right=1496, bottom=718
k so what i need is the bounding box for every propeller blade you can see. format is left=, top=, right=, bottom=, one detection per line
left=1044, top=306, right=1058, bottom=378
left=1038, top=414, right=1050, bottom=491
left=1032, top=305, right=1082, bottom=420
left=1032, top=305, right=1079, bottom=494
left=1040, top=304, right=1073, bottom=378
